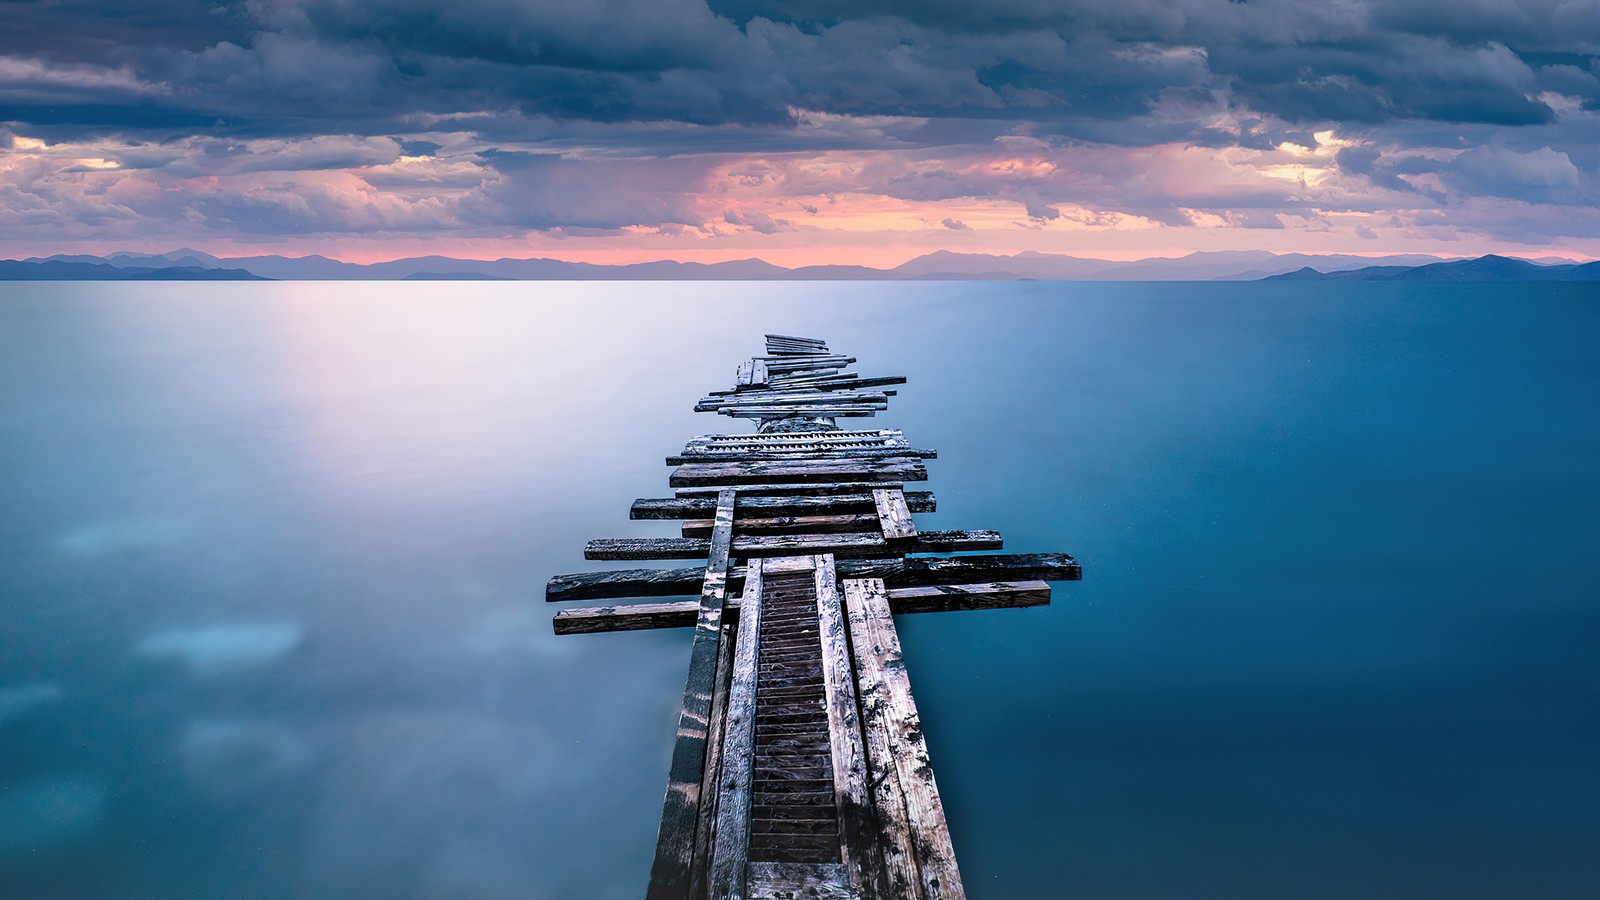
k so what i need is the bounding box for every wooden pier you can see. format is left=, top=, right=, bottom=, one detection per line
left=547, top=335, right=1081, bottom=899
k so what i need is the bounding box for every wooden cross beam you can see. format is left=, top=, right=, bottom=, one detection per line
left=632, top=491, right=937, bottom=520
left=551, top=581, right=1052, bottom=634
left=545, top=552, right=1082, bottom=603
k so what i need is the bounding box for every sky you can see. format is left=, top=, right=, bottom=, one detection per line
left=1, top=0, right=1597, bottom=266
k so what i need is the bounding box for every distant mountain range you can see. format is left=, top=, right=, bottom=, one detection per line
left=0, top=259, right=268, bottom=280
left=1, top=249, right=1593, bottom=281
left=1267, top=255, right=1600, bottom=282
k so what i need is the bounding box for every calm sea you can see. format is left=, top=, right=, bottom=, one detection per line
left=1, top=281, right=1596, bottom=899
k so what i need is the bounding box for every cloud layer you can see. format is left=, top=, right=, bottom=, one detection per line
left=1, top=0, right=1596, bottom=260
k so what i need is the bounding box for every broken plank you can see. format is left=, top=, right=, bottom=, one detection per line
left=697, top=391, right=889, bottom=410
left=720, top=407, right=883, bottom=418
left=736, top=530, right=996, bottom=558
left=709, top=393, right=887, bottom=407
left=570, top=587, right=1034, bottom=637
left=840, top=583, right=919, bottom=900
left=879, top=581, right=1050, bottom=613
left=844, top=577, right=965, bottom=900
left=666, top=448, right=936, bottom=465
left=554, top=600, right=709, bottom=634
left=814, top=556, right=887, bottom=897
left=586, top=537, right=714, bottom=560
left=712, top=375, right=905, bottom=395
left=552, top=581, right=1050, bottom=634
left=671, top=458, right=925, bottom=488
left=687, top=429, right=902, bottom=447
left=646, top=488, right=736, bottom=900
left=585, top=530, right=999, bottom=561
left=692, top=615, right=737, bottom=900
left=675, top=481, right=908, bottom=498
left=766, top=355, right=854, bottom=370
left=545, top=553, right=1080, bottom=603
left=682, top=513, right=884, bottom=537
left=703, top=396, right=888, bottom=413
left=556, top=576, right=1056, bottom=634
left=708, top=558, right=764, bottom=900
left=634, top=491, right=936, bottom=520
left=700, top=386, right=887, bottom=403
left=872, top=488, right=917, bottom=540
left=765, top=333, right=827, bottom=346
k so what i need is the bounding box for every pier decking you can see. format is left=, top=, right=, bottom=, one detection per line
left=547, top=335, right=1081, bottom=899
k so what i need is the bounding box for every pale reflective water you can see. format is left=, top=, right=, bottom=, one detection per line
left=1, top=281, right=1596, bottom=898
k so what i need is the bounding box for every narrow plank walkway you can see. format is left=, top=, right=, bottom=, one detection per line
left=547, top=332, right=1081, bottom=899
left=750, top=570, right=842, bottom=864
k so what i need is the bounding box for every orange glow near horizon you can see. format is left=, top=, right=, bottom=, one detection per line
left=4, top=127, right=1598, bottom=266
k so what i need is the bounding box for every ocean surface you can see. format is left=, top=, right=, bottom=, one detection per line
left=1, top=281, right=1596, bottom=899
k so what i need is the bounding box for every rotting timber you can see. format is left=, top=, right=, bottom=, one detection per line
left=547, top=334, right=1081, bottom=900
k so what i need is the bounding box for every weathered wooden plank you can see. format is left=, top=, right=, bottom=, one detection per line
left=715, top=375, right=906, bottom=395
left=764, top=341, right=829, bottom=352
left=683, top=513, right=884, bottom=537
left=727, top=530, right=995, bottom=557
left=848, top=554, right=1078, bottom=584
left=840, top=578, right=918, bottom=899
left=716, top=375, right=904, bottom=394
left=553, top=581, right=1049, bottom=634
left=585, top=531, right=999, bottom=561
left=766, top=355, right=854, bottom=371
left=647, top=489, right=737, bottom=900
left=754, top=352, right=838, bottom=361
left=711, top=391, right=884, bottom=405
left=707, top=399, right=889, bottom=415
left=761, top=371, right=861, bottom=384
left=697, top=391, right=889, bottom=412
left=751, top=359, right=769, bottom=387
left=765, top=333, right=827, bottom=346
left=555, top=601, right=705, bottom=634
left=547, top=553, right=1079, bottom=603
left=765, top=369, right=863, bottom=383
left=671, top=458, right=926, bottom=488
left=737, top=360, right=755, bottom=386
left=736, top=373, right=860, bottom=391
left=709, top=558, right=765, bottom=900
left=764, top=361, right=853, bottom=374
left=676, top=482, right=907, bottom=498
left=747, top=862, right=855, bottom=899
left=718, top=402, right=885, bottom=413
left=816, top=557, right=887, bottom=898
left=692, top=617, right=738, bottom=900
left=759, top=373, right=848, bottom=386
left=843, top=578, right=965, bottom=900
left=872, top=489, right=917, bottom=540
left=721, top=407, right=882, bottom=419
left=638, top=492, right=930, bottom=519
left=687, top=429, right=903, bottom=448
left=878, top=581, right=1050, bottom=613
left=708, top=387, right=881, bottom=404
left=667, top=448, right=936, bottom=465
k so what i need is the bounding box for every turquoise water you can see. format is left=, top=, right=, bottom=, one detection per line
left=1, top=281, right=1596, bottom=898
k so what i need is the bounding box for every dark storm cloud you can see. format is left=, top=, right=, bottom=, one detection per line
left=1, top=0, right=1596, bottom=246
left=2, top=0, right=1592, bottom=142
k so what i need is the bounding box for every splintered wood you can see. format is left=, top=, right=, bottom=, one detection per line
left=549, top=333, right=1080, bottom=899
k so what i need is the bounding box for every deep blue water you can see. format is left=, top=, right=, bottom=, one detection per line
left=1, top=281, right=1597, bottom=899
